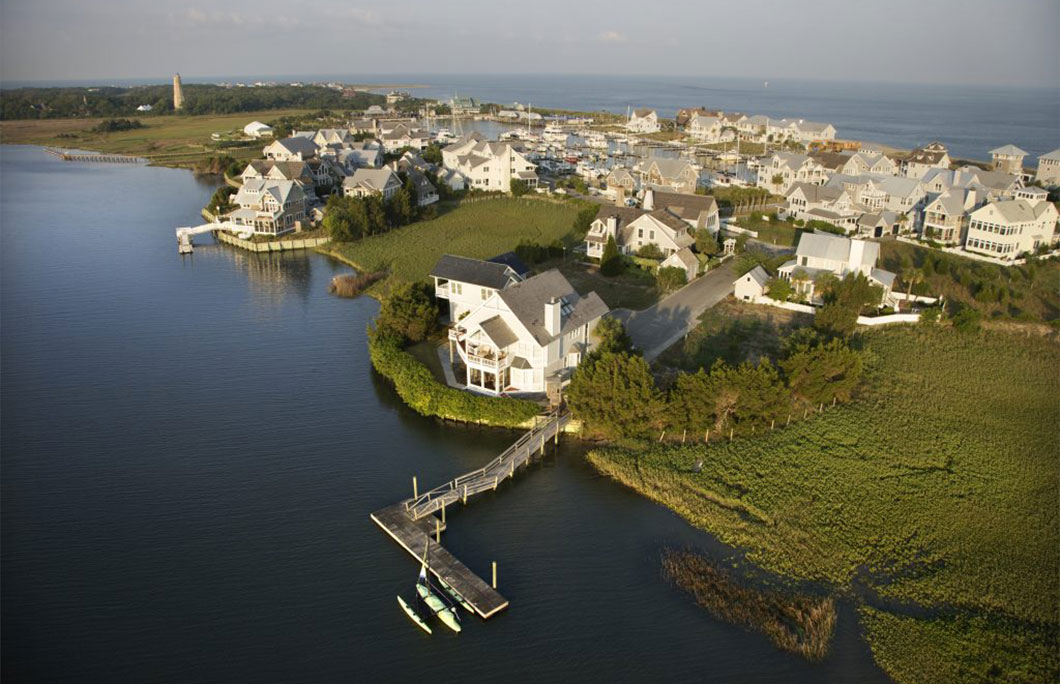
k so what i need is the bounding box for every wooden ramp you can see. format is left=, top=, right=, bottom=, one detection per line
left=371, top=504, right=508, bottom=619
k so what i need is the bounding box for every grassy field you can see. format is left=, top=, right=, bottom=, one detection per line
left=588, top=326, right=1059, bottom=682
left=656, top=298, right=813, bottom=370
left=879, top=239, right=1060, bottom=323
left=323, top=197, right=587, bottom=292
left=554, top=260, right=660, bottom=311
left=0, top=109, right=313, bottom=167
left=729, top=215, right=800, bottom=247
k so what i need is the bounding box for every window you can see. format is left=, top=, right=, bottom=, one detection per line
left=481, top=288, right=490, bottom=300
left=452, top=282, right=462, bottom=295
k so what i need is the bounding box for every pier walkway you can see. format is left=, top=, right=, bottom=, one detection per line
left=371, top=409, right=570, bottom=619
left=44, top=148, right=145, bottom=164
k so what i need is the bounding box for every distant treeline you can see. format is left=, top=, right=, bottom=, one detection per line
left=0, top=84, right=387, bottom=120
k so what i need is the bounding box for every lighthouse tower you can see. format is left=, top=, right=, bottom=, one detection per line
left=173, top=73, right=185, bottom=110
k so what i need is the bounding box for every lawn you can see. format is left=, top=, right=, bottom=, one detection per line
left=0, top=109, right=313, bottom=167
left=553, top=259, right=660, bottom=311
left=728, top=214, right=800, bottom=247
left=588, top=326, right=1059, bottom=683
left=323, top=197, right=588, bottom=293
left=656, top=297, right=813, bottom=370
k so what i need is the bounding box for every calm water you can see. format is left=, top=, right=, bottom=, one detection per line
left=0, top=145, right=889, bottom=683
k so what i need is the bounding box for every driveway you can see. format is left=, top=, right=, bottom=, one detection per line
left=613, top=259, right=739, bottom=361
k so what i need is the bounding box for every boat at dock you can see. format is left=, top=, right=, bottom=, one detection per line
left=417, top=567, right=462, bottom=633
left=437, top=576, right=475, bottom=614
left=397, top=595, right=433, bottom=634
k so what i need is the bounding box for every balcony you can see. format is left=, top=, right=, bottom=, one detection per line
left=436, top=282, right=451, bottom=299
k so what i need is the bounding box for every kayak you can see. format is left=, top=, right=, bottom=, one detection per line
left=398, top=595, right=432, bottom=635
left=437, top=576, right=475, bottom=614
left=416, top=582, right=462, bottom=633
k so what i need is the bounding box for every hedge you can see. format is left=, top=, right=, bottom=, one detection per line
left=368, top=332, right=541, bottom=429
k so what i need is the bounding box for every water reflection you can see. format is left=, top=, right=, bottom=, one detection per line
left=193, top=243, right=314, bottom=305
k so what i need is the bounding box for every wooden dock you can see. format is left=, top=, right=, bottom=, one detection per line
left=44, top=148, right=145, bottom=164
left=371, top=409, right=569, bottom=619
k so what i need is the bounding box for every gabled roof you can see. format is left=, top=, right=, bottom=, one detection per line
left=268, top=136, right=319, bottom=156
left=972, top=199, right=1059, bottom=223
left=344, top=168, right=400, bottom=192
left=795, top=231, right=879, bottom=267
left=648, top=158, right=695, bottom=180
left=632, top=108, right=655, bottom=118
left=989, top=144, right=1028, bottom=157
left=907, top=143, right=949, bottom=165
left=595, top=205, right=648, bottom=225
left=858, top=210, right=899, bottom=228
left=1039, top=149, right=1060, bottom=162
left=479, top=316, right=520, bottom=349
left=651, top=190, right=719, bottom=218
left=744, top=265, right=770, bottom=287
left=497, top=270, right=609, bottom=346
left=663, top=246, right=699, bottom=271
left=430, top=254, right=519, bottom=289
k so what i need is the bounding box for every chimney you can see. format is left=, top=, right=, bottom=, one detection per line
left=545, top=297, right=562, bottom=336
left=848, top=238, right=868, bottom=274
left=643, top=188, right=655, bottom=211
left=606, top=215, right=618, bottom=238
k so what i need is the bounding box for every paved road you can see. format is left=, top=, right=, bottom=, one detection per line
left=613, top=260, right=739, bottom=361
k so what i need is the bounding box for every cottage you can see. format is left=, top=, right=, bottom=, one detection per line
left=734, top=265, right=770, bottom=301
left=641, top=158, right=700, bottom=194
left=1035, top=149, right=1060, bottom=186
left=989, top=145, right=1029, bottom=175
left=406, top=169, right=438, bottom=207
left=627, top=108, right=660, bottom=134
left=431, top=254, right=523, bottom=321
left=903, top=142, right=951, bottom=179
left=605, top=167, right=639, bottom=194
left=584, top=206, right=647, bottom=259
left=341, top=167, right=402, bottom=200
left=263, top=136, right=318, bottom=161
left=778, top=232, right=896, bottom=304
left=446, top=268, right=609, bottom=395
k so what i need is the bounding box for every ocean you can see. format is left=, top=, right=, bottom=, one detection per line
left=6, top=73, right=1058, bottom=162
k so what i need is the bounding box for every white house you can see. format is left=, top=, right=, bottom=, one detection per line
left=627, top=108, right=660, bottom=134
left=921, top=188, right=981, bottom=244
left=586, top=208, right=696, bottom=259
left=660, top=247, right=699, bottom=282
left=841, top=152, right=898, bottom=177
left=734, top=265, right=770, bottom=301
left=263, top=136, right=318, bottom=161
left=341, top=168, right=402, bottom=200
left=225, top=179, right=306, bottom=236
left=640, top=158, right=701, bottom=194
left=778, top=231, right=896, bottom=304
left=642, top=188, right=720, bottom=234
left=784, top=182, right=858, bottom=231
left=790, top=120, right=837, bottom=144
left=446, top=269, right=609, bottom=395
left=431, top=254, right=524, bottom=321
left=989, top=144, right=1028, bottom=175
left=1035, top=149, right=1060, bottom=186
left=584, top=206, right=647, bottom=260
left=243, top=121, right=274, bottom=139
left=964, top=193, right=1058, bottom=259
left=442, top=138, right=538, bottom=192
left=903, top=142, right=951, bottom=179
left=757, top=153, right=828, bottom=194
left=687, top=113, right=724, bottom=142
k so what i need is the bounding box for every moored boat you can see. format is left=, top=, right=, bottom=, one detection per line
left=398, top=595, right=433, bottom=634
left=417, top=567, right=462, bottom=633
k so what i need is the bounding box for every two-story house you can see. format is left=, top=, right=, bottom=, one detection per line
left=902, top=142, right=950, bottom=179
left=263, top=136, right=319, bottom=162
left=584, top=206, right=648, bottom=260
left=642, top=188, right=720, bottom=234
left=225, top=179, right=307, bottom=235
left=687, top=113, right=724, bottom=142
left=442, top=138, right=538, bottom=192
left=757, top=152, right=828, bottom=194
left=920, top=187, right=981, bottom=244
left=778, top=231, right=896, bottom=304
left=431, top=254, right=524, bottom=321
left=989, top=144, right=1029, bottom=175
left=627, top=109, right=660, bottom=134
left=964, top=190, right=1058, bottom=259
left=641, top=158, right=700, bottom=194
left=446, top=269, right=609, bottom=395
left=1035, top=149, right=1060, bottom=186
left=341, top=168, right=402, bottom=200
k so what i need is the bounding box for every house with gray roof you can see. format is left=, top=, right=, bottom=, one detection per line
left=341, top=168, right=402, bottom=200
left=734, top=265, right=771, bottom=302
left=1035, top=149, right=1060, bottom=186
left=447, top=269, right=609, bottom=395
left=641, top=158, right=700, bottom=194
left=263, top=136, right=319, bottom=162
left=642, top=188, right=720, bottom=233
left=989, top=145, right=1029, bottom=175
left=902, top=142, right=951, bottom=179
left=965, top=195, right=1058, bottom=260
left=225, top=179, right=306, bottom=236
left=627, top=108, right=660, bottom=134
left=778, top=231, right=895, bottom=305
left=431, top=254, right=523, bottom=320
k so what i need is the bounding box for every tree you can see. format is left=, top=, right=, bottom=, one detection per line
left=695, top=229, right=719, bottom=256
left=790, top=268, right=811, bottom=300
left=812, top=271, right=838, bottom=301
left=422, top=144, right=443, bottom=165
left=386, top=186, right=414, bottom=227
left=573, top=206, right=599, bottom=235
left=814, top=272, right=883, bottom=338
left=510, top=178, right=530, bottom=197
left=566, top=352, right=663, bottom=439
left=656, top=266, right=688, bottom=293
left=376, top=282, right=438, bottom=343
left=771, top=174, right=784, bottom=187
left=600, top=236, right=624, bottom=276
left=636, top=243, right=665, bottom=260
left=952, top=307, right=982, bottom=333
left=766, top=277, right=793, bottom=301
left=669, top=360, right=791, bottom=436
left=901, top=267, right=924, bottom=311
left=591, top=317, right=635, bottom=356
left=781, top=338, right=863, bottom=405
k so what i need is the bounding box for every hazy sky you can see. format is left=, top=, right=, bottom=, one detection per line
left=2, top=0, right=1058, bottom=87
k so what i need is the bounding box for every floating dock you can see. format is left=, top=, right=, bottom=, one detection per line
left=371, top=410, right=569, bottom=619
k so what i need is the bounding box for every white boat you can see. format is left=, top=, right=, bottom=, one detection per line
left=417, top=567, right=461, bottom=633
left=542, top=124, right=568, bottom=143
left=437, top=576, right=475, bottom=614
left=397, top=595, right=432, bottom=634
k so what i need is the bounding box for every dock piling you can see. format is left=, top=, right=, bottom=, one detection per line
left=492, top=562, right=497, bottom=589
left=413, top=476, right=418, bottom=499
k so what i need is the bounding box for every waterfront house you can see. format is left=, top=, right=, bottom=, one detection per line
left=902, top=142, right=951, bottom=179
left=676, top=107, right=720, bottom=128
left=687, top=113, right=724, bottom=142
left=920, top=188, right=980, bottom=244
left=450, top=96, right=479, bottom=116
left=734, top=265, right=770, bottom=301
left=642, top=188, right=720, bottom=234
left=641, top=158, right=700, bottom=194
left=225, top=179, right=306, bottom=236
left=989, top=145, right=1029, bottom=175
left=778, top=231, right=896, bottom=304
left=263, top=136, right=319, bottom=162
left=791, top=120, right=837, bottom=144
left=446, top=269, right=609, bottom=395
left=442, top=138, right=538, bottom=192
left=431, top=254, right=524, bottom=321
left=341, top=167, right=402, bottom=200
left=964, top=192, right=1058, bottom=259
left=406, top=169, right=438, bottom=207
left=380, top=123, right=431, bottom=153
left=241, top=160, right=315, bottom=187
left=1035, top=149, right=1060, bottom=186
left=627, top=109, right=661, bottom=134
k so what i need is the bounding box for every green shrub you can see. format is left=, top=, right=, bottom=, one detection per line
left=657, top=265, right=688, bottom=293
left=368, top=331, right=539, bottom=428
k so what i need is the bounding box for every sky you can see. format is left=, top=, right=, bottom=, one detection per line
left=2, top=0, right=1058, bottom=87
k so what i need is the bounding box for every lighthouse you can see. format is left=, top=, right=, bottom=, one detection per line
left=173, top=73, right=185, bottom=110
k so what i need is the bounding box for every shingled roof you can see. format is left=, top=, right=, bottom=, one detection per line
left=430, top=255, right=520, bottom=289
left=497, top=270, right=609, bottom=346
